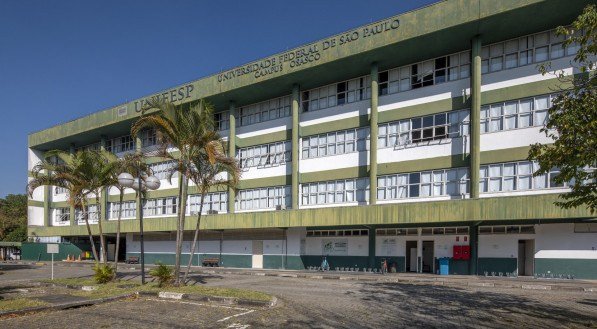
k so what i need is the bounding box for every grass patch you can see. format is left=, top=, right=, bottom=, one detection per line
left=0, top=298, right=49, bottom=311
left=41, top=278, right=271, bottom=302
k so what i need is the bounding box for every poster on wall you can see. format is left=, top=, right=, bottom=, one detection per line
left=381, top=238, right=397, bottom=255
left=322, top=239, right=348, bottom=256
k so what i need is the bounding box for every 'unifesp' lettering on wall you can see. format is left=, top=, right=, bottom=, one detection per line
left=134, top=84, right=194, bottom=112
left=217, top=18, right=400, bottom=83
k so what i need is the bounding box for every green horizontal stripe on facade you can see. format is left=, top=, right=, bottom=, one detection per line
left=300, top=166, right=369, bottom=184
left=27, top=200, right=44, bottom=208
left=107, top=193, right=138, bottom=203
left=480, top=76, right=573, bottom=106
left=480, top=146, right=532, bottom=165
left=238, top=175, right=291, bottom=190
left=236, top=130, right=291, bottom=148
left=379, top=95, right=469, bottom=124
left=50, top=201, right=71, bottom=208
left=28, top=193, right=593, bottom=237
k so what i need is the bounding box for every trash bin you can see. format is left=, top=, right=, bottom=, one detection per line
left=439, top=257, right=450, bottom=275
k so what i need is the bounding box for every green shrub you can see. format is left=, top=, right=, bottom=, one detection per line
left=149, top=262, right=173, bottom=287
left=93, top=264, right=115, bottom=284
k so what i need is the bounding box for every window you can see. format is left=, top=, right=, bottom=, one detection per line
left=149, top=161, right=178, bottom=180
left=307, top=229, right=368, bottom=237
left=106, top=135, right=135, bottom=154
left=139, top=128, right=157, bottom=150
left=76, top=205, right=98, bottom=224
left=74, top=142, right=100, bottom=153
left=215, top=111, right=230, bottom=131
left=377, top=167, right=468, bottom=200
left=188, top=192, right=227, bottom=214
left=238, top=95, right=291, bottom=126
left=301, top=178, right=369, bottom=206
left=379, top=50, right=470, bottom=96
left=302, top=76, right=371, bottom=112
left=54, top=208, right=70, bottom=223
left=237, top=141, right=291, bottom=168
left=481, top=94, right=553, bottom=133
left=302, top=128, right=368, bottom=159
left=54, top=186, right=68, bottom=195
left=236, top=186, right=291, bottom=211
left=378, top=109, right=469, bottom=148
left=481, top=28, right=580, bottom=75
left=480, top=160, right=571, bottom=193
left=108, top=201, right=136, bottom=219
left=143, top=197, right=177, bottom=216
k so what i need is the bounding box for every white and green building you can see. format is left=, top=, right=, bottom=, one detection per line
left=27, top=0, right=597, bottom=278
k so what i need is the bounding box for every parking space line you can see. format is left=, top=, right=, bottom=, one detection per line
left=146, top=298, right=256, bottom=323
left=216, top=309, right=255, bottom=323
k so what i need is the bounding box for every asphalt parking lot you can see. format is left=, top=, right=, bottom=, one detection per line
left=1, top=263, right=596, bottom=328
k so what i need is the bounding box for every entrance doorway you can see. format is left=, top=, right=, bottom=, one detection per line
left=252, top=240, right=263, bottom=269
left=518, top=239, right=535, bottom=276
left=406, top=241, right=417, bottom=272
left=422, top=241, right=434, bottom=273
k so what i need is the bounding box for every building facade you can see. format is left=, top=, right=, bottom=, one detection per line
left=27, top=0, right=597, bottom=278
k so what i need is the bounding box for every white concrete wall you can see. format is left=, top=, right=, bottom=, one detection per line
left=375, top=234, right=468, bottom=258
left=236, top=117, right=291, bottom=139
left=481, top=127, right=552, bottom=153
left=478, top=234, right=535, bottom=258
left=28, top=177, right=45, bottom=202
left=28, top=206, right=44, bottom=226
left=51, top=191, right=67, bottom=202
left=28, top=148, right=44, bottom=171
left=300, top=151, right=368, bottom=173
left=241, top=163, right=291, bottom=180
left=535, top=223, right=597, bottom=259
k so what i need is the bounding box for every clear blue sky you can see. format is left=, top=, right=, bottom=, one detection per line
left=0, top=0, right=436, bottom=198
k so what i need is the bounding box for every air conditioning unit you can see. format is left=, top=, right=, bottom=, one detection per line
left=275, top=205, right=286, bottom=211
left=207, top=210, right=219, bottom=215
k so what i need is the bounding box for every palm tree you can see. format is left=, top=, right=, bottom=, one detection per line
left=131, top=98, right=217, bottom=285
left=27, top=150, right=114, bottom=264
left=182, top=144, right=240, bottom=284
left=105, top=153, right=150, bottom=272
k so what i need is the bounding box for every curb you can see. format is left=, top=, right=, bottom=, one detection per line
left=138, top=290, right=277, bottom=308
left=0, top=293, right=135, bottom=318
left=193, top=269, right=597, bottom=293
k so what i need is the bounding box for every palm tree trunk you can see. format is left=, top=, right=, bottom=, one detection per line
left=82, top=199, right=99, bottom=262
left=113, top=189, right=124, bottom=273
left=174, top=173, right=189, bottom=285
left=95, top=192, right=107, bottom=264
left=183, top=191, right=206, bottom=284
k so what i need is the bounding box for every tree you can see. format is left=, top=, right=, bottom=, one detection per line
left=27, top=150, right=116, bottom=263
left=105, top=153, right=150, bottom=273
left=182, top=138, right=240, bottom=284
left=529, top=4, right=597, bottom=213
left=0, top=194, right=27, bottom=242
left=131, top=98, right=220, bottom=285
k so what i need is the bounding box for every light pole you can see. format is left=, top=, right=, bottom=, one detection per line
left=118, top=171, right=160, bottom=284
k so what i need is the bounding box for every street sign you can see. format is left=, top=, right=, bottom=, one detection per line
left=47, top=244, right=59, bottom=280
left=47, top=244, right=59, bottom=254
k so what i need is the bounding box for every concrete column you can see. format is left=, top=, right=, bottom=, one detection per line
left=417, top=229, right=423, bottom=273
left=100, top=136, right=108, bottom=221
left=69, top=144, right=76, bottom=226
left=228, top=102, right=236, bottom=214
left=291, top=84, right=300, bottom=210
left=470, top=36, right=482, bottom=199
left=369, top=63, right=379, bottom=205
left=368, top=227, right=376, bottom=268
left=469, top=224, right=479, bottom=275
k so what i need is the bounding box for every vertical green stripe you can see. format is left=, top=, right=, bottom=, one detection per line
left=370, top=63, right=378, bottom=205
left=470, top=36, right=481, bottom=199
left=292, top=84, right=300, bottom=210
left=228, top=102, right=236, bottom=214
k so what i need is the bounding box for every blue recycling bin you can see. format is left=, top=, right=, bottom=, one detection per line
left=439, top=257, right=450, bottom=275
